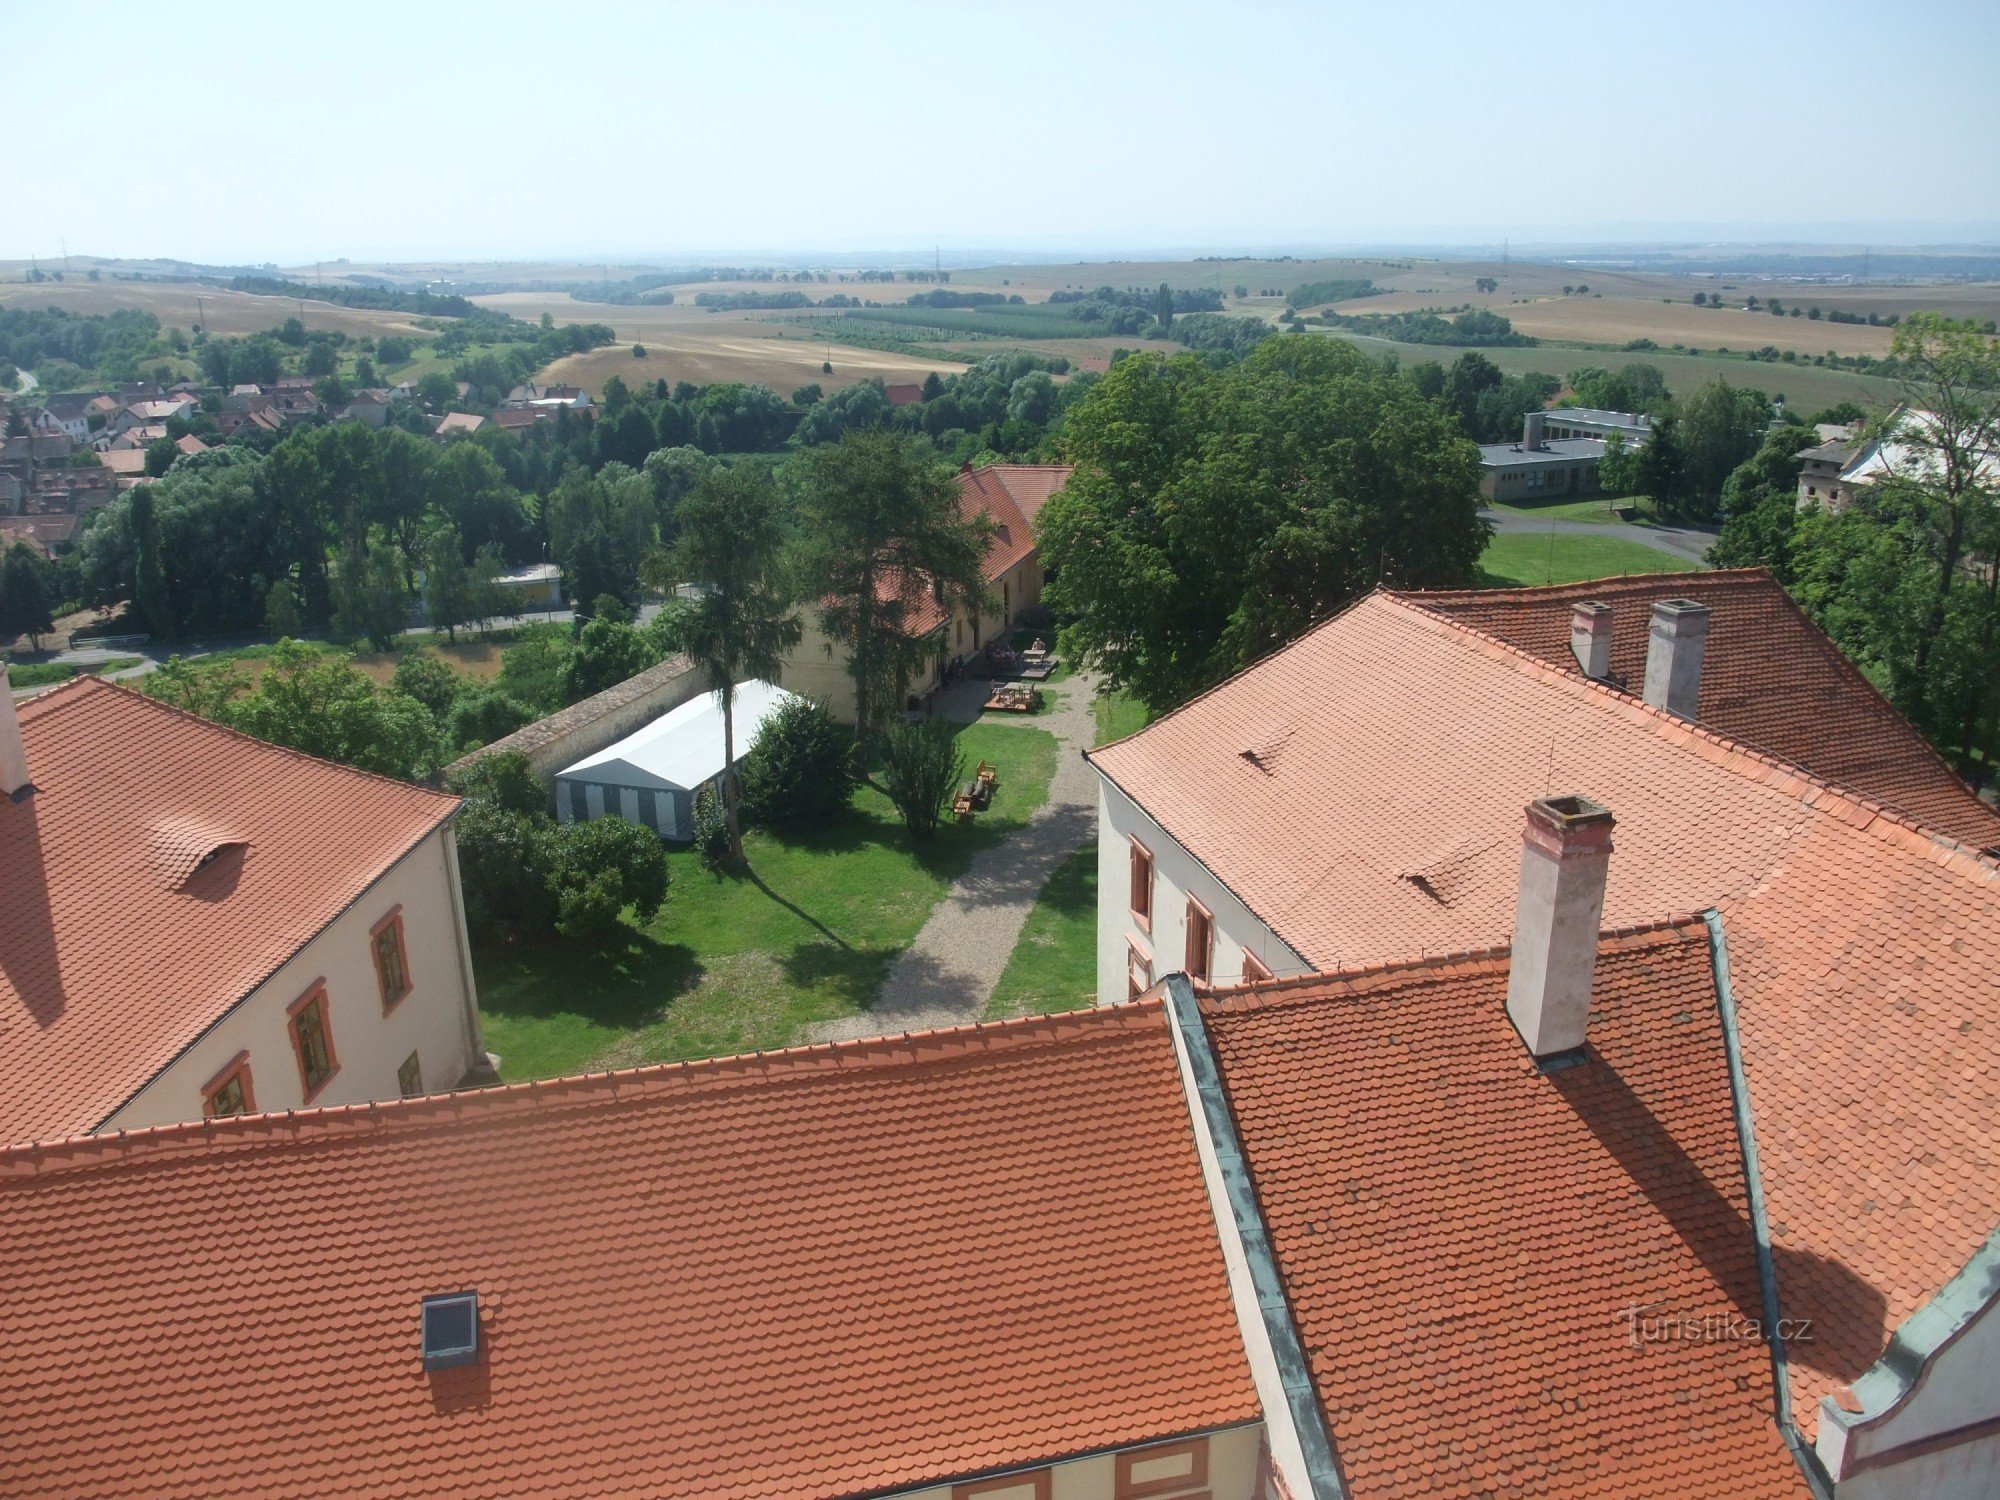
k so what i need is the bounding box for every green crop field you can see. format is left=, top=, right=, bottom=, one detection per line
left=826, top=303, right=1087, bottom=341
left=1317, top=328, right=1904, bottom=413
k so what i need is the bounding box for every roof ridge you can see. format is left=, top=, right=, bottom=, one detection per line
left=1389, top=566, right=1773, bottom=607
left=1202, top=913, right=1707, bottom=1008
left=74, top=674, right=461, bottom=809
left=1085, top=587, right=1387, bottom=756
left=1380, top=594, right=2000, bottom=881
left=9, top=670, right=106, bottom=718
left=0, top=998, right=1169, bottom=1171
left=1394, top=570, right=1998, bottom=839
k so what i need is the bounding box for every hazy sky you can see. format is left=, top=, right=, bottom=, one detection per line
left=5, top=0, right=1997, bottom=265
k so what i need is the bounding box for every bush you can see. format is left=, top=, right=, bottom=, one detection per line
left=446, top=689, right=535, bottom=752
left=496, top=626, right=570, bottom=713
left=558, top=616, right=657, bottom=703
left=390, top=652, right=463, bottom=718
left=740, top=697, right=855, bottom=830
left=880, top=719, right=964, bottom=841
left=691, top=783, right=731, bottom=867
left=547, top=816, right=669, bottom=939
left=454, top=800, right=560, bottom=941
left=445, top=750, right=544, bottom=817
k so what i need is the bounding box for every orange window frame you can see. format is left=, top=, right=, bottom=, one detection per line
left=201, top=1050, right=256, bottom=1118
left=1185, top=896, right=1213, bottom=984
left=370, top=905, right=414, bottom=1014
left=1126, top=937, right=1153, bottom=1001
left=286, top=981, right=340, bottom=1102
left=1242, top=949, right=1272, bottom=984
left=1128, top=836, right=1154, bottom=931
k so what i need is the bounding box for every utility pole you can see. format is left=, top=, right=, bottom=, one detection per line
left=196, top=295, right=206, bottom=334
left=60, top=237, right=69, bottom=274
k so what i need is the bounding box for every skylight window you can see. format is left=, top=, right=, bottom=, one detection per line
left=420, top=1292, right=480, bottom=1370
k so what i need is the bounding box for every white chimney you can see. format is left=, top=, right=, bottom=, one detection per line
left=1569, top=600, right=1613, bottom=679
left=1506, top=796, right=1615, bottom=1060
left=1642, top=598, right=1710, bottom=719
left=0, top=668, right=31, bottom=800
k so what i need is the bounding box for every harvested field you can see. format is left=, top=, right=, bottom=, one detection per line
left=472, top=292, right=965, bottom=394
left=0, top=280, right=432, bottom=340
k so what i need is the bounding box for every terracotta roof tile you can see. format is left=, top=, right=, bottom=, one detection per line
left=1090, top=592, right=2000, bottom=1436
left=0, top=679, right=458, bottom=1144
left=1205, top=925, right=1803, bottom=1498
left=0, top=1004, right=1257, bottom=1500
left=1396, top=569, right=2000, bottom=848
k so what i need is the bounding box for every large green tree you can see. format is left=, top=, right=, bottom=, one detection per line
left=1675, top=379, right=1773, bottom=520
left=1707, top=426, right=1822, bottom=582
left=650, top=464, right=801, bottom=862
left=799, top=432, right=991, bottom=744
left=1039, top=337, right=1487, bottom=712
left=0, top=542, right=57, bottom=652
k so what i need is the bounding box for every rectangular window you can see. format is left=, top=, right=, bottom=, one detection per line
left=1116, top=1435, right=1211, bottom=1498
left=1242, top=949, right=1272, bottom=984
left=1185, top=898, right=1213, bottom=985
left=371, top=908, right=413, bottom=1013
left=287, top=984, right=339, bottom=1100
left=1126, top=939, right=1153, bottom=1001
left=1128, top=837, right=1153, bottom=931
left=397, top=1051, right=424, bottom=1099
left=201, top=1051, right=255, bottom=1118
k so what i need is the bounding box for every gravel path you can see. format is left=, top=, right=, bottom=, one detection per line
left=808, top=674, right=1098, bottom=1042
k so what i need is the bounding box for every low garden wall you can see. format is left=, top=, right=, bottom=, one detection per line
left=445, top=653, right=705, bottom=791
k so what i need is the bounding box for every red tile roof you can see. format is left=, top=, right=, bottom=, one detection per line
left=0, top=1005, right=1258, bottom=1500
left=1205, top=924, right=1803, bottom=1498
left=1090, top=591, right=2000, bottom=1436
left=1397, top=570, right=2000, bottom=848
left=884, top=381, right=924, bottom=405
left=865, top=465, right=1073, bottom=638
left=0, top=678, right=458, bottom=1144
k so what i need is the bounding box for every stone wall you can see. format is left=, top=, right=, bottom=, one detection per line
left=444, top=654, right=706, bottom=793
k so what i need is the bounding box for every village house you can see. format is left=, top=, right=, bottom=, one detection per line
left=780, top=463, right=1071, bottom=721
left=1801, top=405, right=2000, bottom=518
left=0, top=672, right=490, bottom=1145
left=432, top=410, right=486, bottom=439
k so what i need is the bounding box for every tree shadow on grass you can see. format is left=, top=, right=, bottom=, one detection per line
left=475, top=927, right=703, bottom=1032
left=782, top=939, right=900, bottom=1013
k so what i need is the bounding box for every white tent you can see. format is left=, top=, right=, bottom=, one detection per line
left=554, top=680, right=797, bottom=840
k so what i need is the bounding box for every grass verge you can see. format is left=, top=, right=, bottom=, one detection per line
left=5, top=656, right=145, bottom=688
left=986, top=843, right=1099, bottom=1020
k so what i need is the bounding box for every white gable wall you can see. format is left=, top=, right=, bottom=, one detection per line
left=102, top=824, right=484, bottom=1131
left=1095, top=776, right=1307, bottom=1002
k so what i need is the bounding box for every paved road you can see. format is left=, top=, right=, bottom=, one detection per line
left=809, top=673, right=1099, bottom=1043
left=1482, top=508, right=1719, bottom=567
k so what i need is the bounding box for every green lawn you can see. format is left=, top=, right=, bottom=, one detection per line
left=986, top=843, right=1100, bottom=1019
left=1093, top=687, right=1151, bottom=746
left=1477, top=531, right=1689, bottom=587
left=474, top=720, right=1060, bottom=1080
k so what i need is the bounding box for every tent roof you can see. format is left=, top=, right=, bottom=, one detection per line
left=557, top=680, right=795, bottom=793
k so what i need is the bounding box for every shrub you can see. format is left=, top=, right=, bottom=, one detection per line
left=547, top=816, right=669, bottom=939
left=454, top=800, right=560, bottom=941
left=445, top=750, right=544, bottom=817
left=880, top=719, right=964, bottom=841
left=391, top=652, right=464, bottom=718
left=496, top=626, right=570, bottom=713
left=740, top=697, right=855, bottom=830
left=558, top=616, right=656, bottom=703
left=691, top=783, right=731, bottom=868
left=446, top=689, right=535, bottom=752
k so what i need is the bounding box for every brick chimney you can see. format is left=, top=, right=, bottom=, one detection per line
left=0, top=668, right=31, bottom=800
left=1569, top=600, right=1613, bottom=679
left=1505, top=796, right=1615, bottom=1060
left=1642, top=598, right=1710, bottom=719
